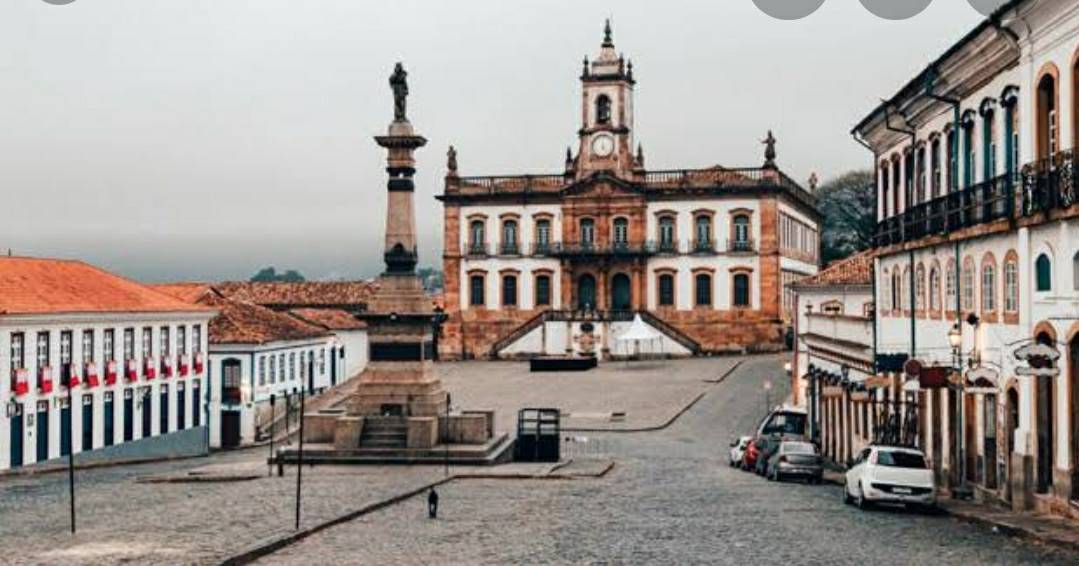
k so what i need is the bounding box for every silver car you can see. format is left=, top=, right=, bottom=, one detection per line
left=766, top=440, right=823, bottom=484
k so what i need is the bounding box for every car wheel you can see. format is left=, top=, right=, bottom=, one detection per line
left=856, top=482, right=871, bottom=510
left=842, top=479, right=853, bottom=505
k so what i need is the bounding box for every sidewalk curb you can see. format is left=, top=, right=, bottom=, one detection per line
left=563, top=360, right=743, bottom=434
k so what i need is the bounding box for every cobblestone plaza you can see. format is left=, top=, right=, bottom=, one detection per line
left=1, top=356, right=1076, bottom=564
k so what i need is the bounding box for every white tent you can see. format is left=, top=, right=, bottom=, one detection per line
left=616, top=314, right=663, bottom=359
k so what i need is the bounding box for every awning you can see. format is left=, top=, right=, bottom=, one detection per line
left=616, top=314, right=662, bottom=343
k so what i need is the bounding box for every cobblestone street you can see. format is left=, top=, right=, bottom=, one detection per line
left=262, top=356, right=1079, bottom=565
left=2, top=355, right=1077, bottom=564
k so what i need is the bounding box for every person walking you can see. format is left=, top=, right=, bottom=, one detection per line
left=427, top=488, right=439, bottom=519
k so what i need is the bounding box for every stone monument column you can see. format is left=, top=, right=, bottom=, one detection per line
left=350, top=62, right=447, bottom=419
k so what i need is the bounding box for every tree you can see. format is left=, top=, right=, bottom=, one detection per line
left=816, top=170, right=876, bottom=265
left=250, top=267, right=306, bottom=283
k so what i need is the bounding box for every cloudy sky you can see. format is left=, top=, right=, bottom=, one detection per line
left=2, top=0, right=986, bottom=282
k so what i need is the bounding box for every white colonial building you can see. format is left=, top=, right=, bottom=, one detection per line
left=153, top=284, right=363, bottom=449
left=0, top=257, right=215, bottom=472
left=854, top=0, right=1079, bottom=515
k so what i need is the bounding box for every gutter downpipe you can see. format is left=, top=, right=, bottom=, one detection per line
left=925, top=72, right=964, bottom=341
left=853, top=131, right=879, bottom=443
left=883, top=105, right=918, bottom=360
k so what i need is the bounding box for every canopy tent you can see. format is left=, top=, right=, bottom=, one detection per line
left=615, top=314, right=664, bottom=360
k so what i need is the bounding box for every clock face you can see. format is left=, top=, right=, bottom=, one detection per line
left=591, top=134, right=615, bottom=158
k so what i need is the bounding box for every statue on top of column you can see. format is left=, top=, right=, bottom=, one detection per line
left=390, top=62, right=409, bottom=122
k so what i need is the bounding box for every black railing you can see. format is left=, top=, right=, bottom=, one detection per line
left=690, top=239, right=717, bottom=254
left=499, top=243, right=521, bottom=256
left=465, top=242, right=489, bottom=257
left=727, top=238, right=755, bottom=253
left=549, top=241, right=657, bottom=257
left=530, top=242, right=553, bottom=256
left=878, top=150, right=1079, bottom=247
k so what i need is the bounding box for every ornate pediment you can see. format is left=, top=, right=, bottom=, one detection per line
left=561, top=172, right=643, bottom=198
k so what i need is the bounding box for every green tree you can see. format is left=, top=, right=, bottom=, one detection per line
left=816, top=170, right=876, bottom=264
left=250, top=267, right=306, bottom=283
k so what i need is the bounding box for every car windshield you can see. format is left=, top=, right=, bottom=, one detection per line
left=784, top=443, right=815, bottom=455
left=762, top=412, right=807, bottom=436
left=876, top=450, right=927, bottom=469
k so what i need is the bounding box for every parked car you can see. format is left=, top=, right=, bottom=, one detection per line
left=756, top=406, right=808, bottom=438
left=843, top=445, right=936, bottom=512
left=742, top=436, right=763, bottom=471
left=728, top=436, right=753, bottom=467
left=754, top=436, right=781, bottom=476
left=765, top=440, right=823, bottom=483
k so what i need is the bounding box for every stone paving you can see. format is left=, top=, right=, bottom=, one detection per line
left=259, top=355, right=1079, bottom=565
left=438, top=357, right=743, bottom=434
left=0, top=356, right=742, bottom=565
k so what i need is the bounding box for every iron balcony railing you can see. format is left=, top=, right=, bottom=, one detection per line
left=499, top=243, right=521, bottom=256
left=464, top=242, right=489, bottom=257
left=690, top=239, right=717, bottom=254
left=548, top=241, right=658, bottom=257
left=726, top=238, right=756, bottom=253
left=877, top=149, right=1079, bottom=247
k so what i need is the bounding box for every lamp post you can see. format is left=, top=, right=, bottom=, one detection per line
left=763, top=380, right=773, bottom=413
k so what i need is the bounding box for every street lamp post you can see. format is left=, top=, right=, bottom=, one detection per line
left=763, top=380, right=772, bottom=413
left=947, top=322, right=972, bottom=499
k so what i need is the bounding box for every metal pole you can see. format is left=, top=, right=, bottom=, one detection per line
left=444, top=392, right=450, bottom=478
left=67, top=379, right=76, bottom=534
left=268, top=394, right=276, bottom=477
left=295, top=362, right=307, bottom=530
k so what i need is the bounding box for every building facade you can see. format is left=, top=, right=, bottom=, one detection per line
left=1, top=258, right=215, bottom=472
left=854, top=0, right=1079, bottom=515
left=438, top=23, right=820, bottom=360
left=153, top=284, right=363, bottom=449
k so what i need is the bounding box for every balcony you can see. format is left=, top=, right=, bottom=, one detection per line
left=656, top=239, right=679, bottom=254
left=690, top=239, right=717, bottom=254
left=727, top=238, right=756, bottom=253
left=530, top=242, right=553, bottom=257
left=11, top=368, right=29, bottom=396
left=37, top=366, right=54, bottom=394
left=877, top=150, right=1079, bottom=248
left=498, top=242, right=521, bottom=256
left=549, top=241, right=658, bottom=258
left=803, top=313, right=873, bottom=362
left=464, top=242, right=489, bottom=257
left=85, top=362, right=100, bottom=388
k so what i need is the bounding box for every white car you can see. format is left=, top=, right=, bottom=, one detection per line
left=844, top=445, right=936, bottom=512
left=728, top=436, right=753, bottom=467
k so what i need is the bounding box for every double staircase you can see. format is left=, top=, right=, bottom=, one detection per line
left=360, top=416, right=409, bottom=449
left=490, top=309, right=701, bottom=358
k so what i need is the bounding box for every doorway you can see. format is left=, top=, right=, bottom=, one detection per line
left=1036, top=373, right=1055, bottom=493
left=1006, top=387, right=1019, bottom=501
left=141, top=388, right=152, bottom=439
left=104, top=392, right=115, bottom=447
left=1071, top=334, right=1079, bottom=501
left=611, top=274, right=632, bottom=311
left=221, top=410, right=241, bottom=448
left=9, top=404, right=23, bottom=468
left=984, top=393, right=998, bottom=489
left=931, top=389, right=943, bottom=485
left=81, top=394, right=93, bottom=452
left=577, top=274, right=597, bottom=311
left=36, top=402, right=49, bottom=463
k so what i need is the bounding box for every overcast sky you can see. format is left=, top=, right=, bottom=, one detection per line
left=1, top=0, right=986, bottom=282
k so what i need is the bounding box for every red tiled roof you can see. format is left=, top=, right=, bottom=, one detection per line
left=152, top=283, right=329, bottom=345
left=793, top=250, right=875, bottom=288
left=196, top=293, right=328, bottom=345
left=0, top=257, right=213, bottom=316
left=215, top=281, right=377, bottom=309
left=288, top=308, right=366, bottom=331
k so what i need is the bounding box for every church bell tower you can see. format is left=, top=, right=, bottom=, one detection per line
left=576, top=20, right=636, bottom=178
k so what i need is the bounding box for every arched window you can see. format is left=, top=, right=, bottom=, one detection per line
left=1037, top=72, right=1058, bottom=160
left=658, top=216, right=676, bottom=251
left=892, top=270, right=901, bottom=312
left=962, top=259, right=975, bottom=311
left=596, top=94, right=611, bottom=124
left=915, top=264, right=926, bottom=311
left=732, top=215, right=751, bottom=251
left=579, top=218, right=595, bottom=246
left=469, top=274, right=486, bottom=307
left=469, top=220, right=486, bottom=254
left=501, top=274, right=517, bottom=307
left=915, top=145, right=927, bottom=204
left=892, top=158, right=902, bottom=212
left=882, top=269, right=891, bottom=312
left=1073, top=252, right=1079, bottom=291
left=694, top=273, right=712, bottom=307
left=946, top=129, right=958, bottom=192
left=534, top=219, right=552, bottom=253
left=658, top=273, right=675, bottom=307
left=880, top=163, right=890, bottom=217
left=930, top=137, right=942, bottom=198
left=1005, top=258, right=1019, bottom=312
left=694, top=215, right=713, bottom=252
left=534, top=274, right=551, bottom=307
left=501, top=220, right=518, bottom=255
left=982, top=260, right=996, bottom=312
left=733, top=273, right=751, bottom=308
left=613, top=217, right=629, bottom=246
left=1036, top=253, right=1053, bottom=292
left=929, top=267, right=941, bottom=312
left=945, top=260, right=957, bottom=307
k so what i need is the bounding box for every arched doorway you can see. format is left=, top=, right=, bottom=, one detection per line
left=577, top=274, right=596, bottom=311
left=1006, top=386, right=1020, bottom=502
left=610, top=274, right=631, bottom=311
left=1035, top=331, right=1055, bottom=494
left=1071, top=334, right=1079, bottom=501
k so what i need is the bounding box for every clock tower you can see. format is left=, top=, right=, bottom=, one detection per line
left=576, top=20, right=637, bottom=179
